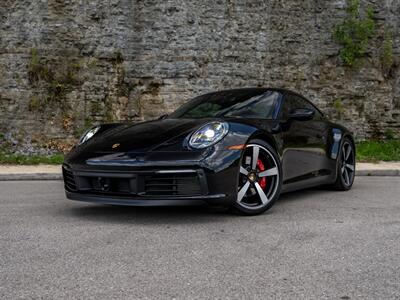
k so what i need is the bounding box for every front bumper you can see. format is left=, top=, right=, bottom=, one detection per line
left=62, top=150, right=241, bottom=207
left=65, top=191, right=227, bottom=206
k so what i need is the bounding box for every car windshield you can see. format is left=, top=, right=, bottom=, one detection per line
left=168, top=90, right=280, bottom=119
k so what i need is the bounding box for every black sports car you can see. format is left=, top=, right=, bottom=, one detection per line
left=63, top=88, right=355, bottom=215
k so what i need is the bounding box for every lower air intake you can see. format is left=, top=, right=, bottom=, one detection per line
left=144, top=173, right=202, bottom=196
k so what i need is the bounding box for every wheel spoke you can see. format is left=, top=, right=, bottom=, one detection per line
left=252, top=146, right=259, bottom=170
left=342, top=147, right=346, bottom=160
left=240, top=166, right=249, bottom=176
left=259, top=167, right=278, bottom=177
left=345, top=145, right=351, bottom=161
left=344, top=169, right=350, bottom=185
left=345, top=164, right=354, bottom=172
left=254, top=182, right=269, bottom=205
left=237, top=181, right=250, bottom=202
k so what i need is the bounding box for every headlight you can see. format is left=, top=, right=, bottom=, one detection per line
left=189, top=122, right=229, bottom=149
left=78, top=126, right=100, bottom=145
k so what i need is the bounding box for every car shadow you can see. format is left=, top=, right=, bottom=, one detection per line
left=278, top=186, right=331, bottom=203
left=58, top=185, right=347, bottom=224
left=59, top=203, right=234, bottom=225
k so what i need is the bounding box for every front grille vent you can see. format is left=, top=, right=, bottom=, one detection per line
left=144, top=173, right=202, bottom=196
left=86, top=177, right=131, bottom=195
left=62, top=167, right=77, bottom=192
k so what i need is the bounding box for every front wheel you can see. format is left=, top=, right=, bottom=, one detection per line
left=232, top=139, right=282, bottom=216
left=332, top=138, right=356, bottom=191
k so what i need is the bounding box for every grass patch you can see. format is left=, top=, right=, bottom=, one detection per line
left=0, top=153, right=64, bottom=165
left=356, top=140, right=400, bottom=162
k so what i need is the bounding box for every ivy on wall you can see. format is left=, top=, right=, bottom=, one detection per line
left=27, top=48, right=83, bottom=113
left=381, top=30, right=394, bottom=75
left=333, top=0, right=375, bottom=68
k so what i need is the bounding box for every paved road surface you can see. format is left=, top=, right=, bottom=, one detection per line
left=1, top=178, right=399, bottom=299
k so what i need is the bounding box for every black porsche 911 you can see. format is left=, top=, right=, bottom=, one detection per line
left=63, top=88, right=355, bottom=215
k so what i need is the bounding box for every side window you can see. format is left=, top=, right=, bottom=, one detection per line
left=295, top=96, right=323, bottom=119
left=223, top=91, right=279, bottom=119
left=280, top=94, right=296, bottom=119
left=281, top=94, right=322, bottom=120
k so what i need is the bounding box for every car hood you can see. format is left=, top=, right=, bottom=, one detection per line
left=75, top=118, right=215, bottom=154
left=65, top=117, right=281, bottom=165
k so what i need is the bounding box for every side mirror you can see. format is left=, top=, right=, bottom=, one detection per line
left=158, top=114, right=168, bottom=120
left=288, top=108, right=315, bottom=121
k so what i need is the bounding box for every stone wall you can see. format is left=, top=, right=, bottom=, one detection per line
left=1, top=0, right=399, bottom=153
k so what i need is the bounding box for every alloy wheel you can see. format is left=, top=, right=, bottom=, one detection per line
left=237, top=144, right=280, bottom=210
left=340, top=141, right=355, bottom=186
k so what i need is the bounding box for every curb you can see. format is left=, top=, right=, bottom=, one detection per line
left=0, top=170, right=399, bottom=181
left=0, top=173, right=63, bottom=181
left=356, top=170, right=400, bottom=177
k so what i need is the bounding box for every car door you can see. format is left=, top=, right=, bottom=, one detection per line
left=280, top=93, right=329, bottom=185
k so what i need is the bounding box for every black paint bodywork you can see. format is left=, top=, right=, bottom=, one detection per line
left=63, top=88, right=354, bottom=207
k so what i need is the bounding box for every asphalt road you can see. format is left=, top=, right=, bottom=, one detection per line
left=1, top=178, right=399, bottom=299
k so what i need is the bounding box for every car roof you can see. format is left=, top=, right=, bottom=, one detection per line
left=200, top=88, right=323, bottom=116
left=202, top=87, right=302, bottom=97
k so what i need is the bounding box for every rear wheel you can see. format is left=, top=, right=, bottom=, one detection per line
left=332, top=138, right=355, bottom=191
left=232, top=139, right=282, bottom=215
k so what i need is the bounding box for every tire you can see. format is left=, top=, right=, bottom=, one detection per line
left=232, top=139, right=282, bottom=216
left=332, top=137, right=356, bottom=191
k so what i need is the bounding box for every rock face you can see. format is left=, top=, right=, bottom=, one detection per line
left=0, top=0, right=399, bottom=152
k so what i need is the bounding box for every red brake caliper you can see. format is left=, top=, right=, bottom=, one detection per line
left=256, top=159, right=267, bottom=189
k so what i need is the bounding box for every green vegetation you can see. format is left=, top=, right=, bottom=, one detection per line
left=333, top=98, right=344, bottom=119
left=356, top=139, right=400, bottom=162
left=90, top=101, right=102, bottom=115
left=381, top=29, right=394, bottom=74
left=26, top=49, right=125, bottom=127
left=112, top=50, right=124, bottom=66
left=0, top=131, right=65, bottom=165
left=87, top=57, right=99, bottom=68
left=28, top=96, right=41, bottom=111
left=27, top=48, right=84, bottom=113
left=28, top=48, right=53, bottom=83
left=384, top=129, right=395, bottom=140
left=0, top=153, right=64, bottom=165
left=333, top=0, right=375, bottom=68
